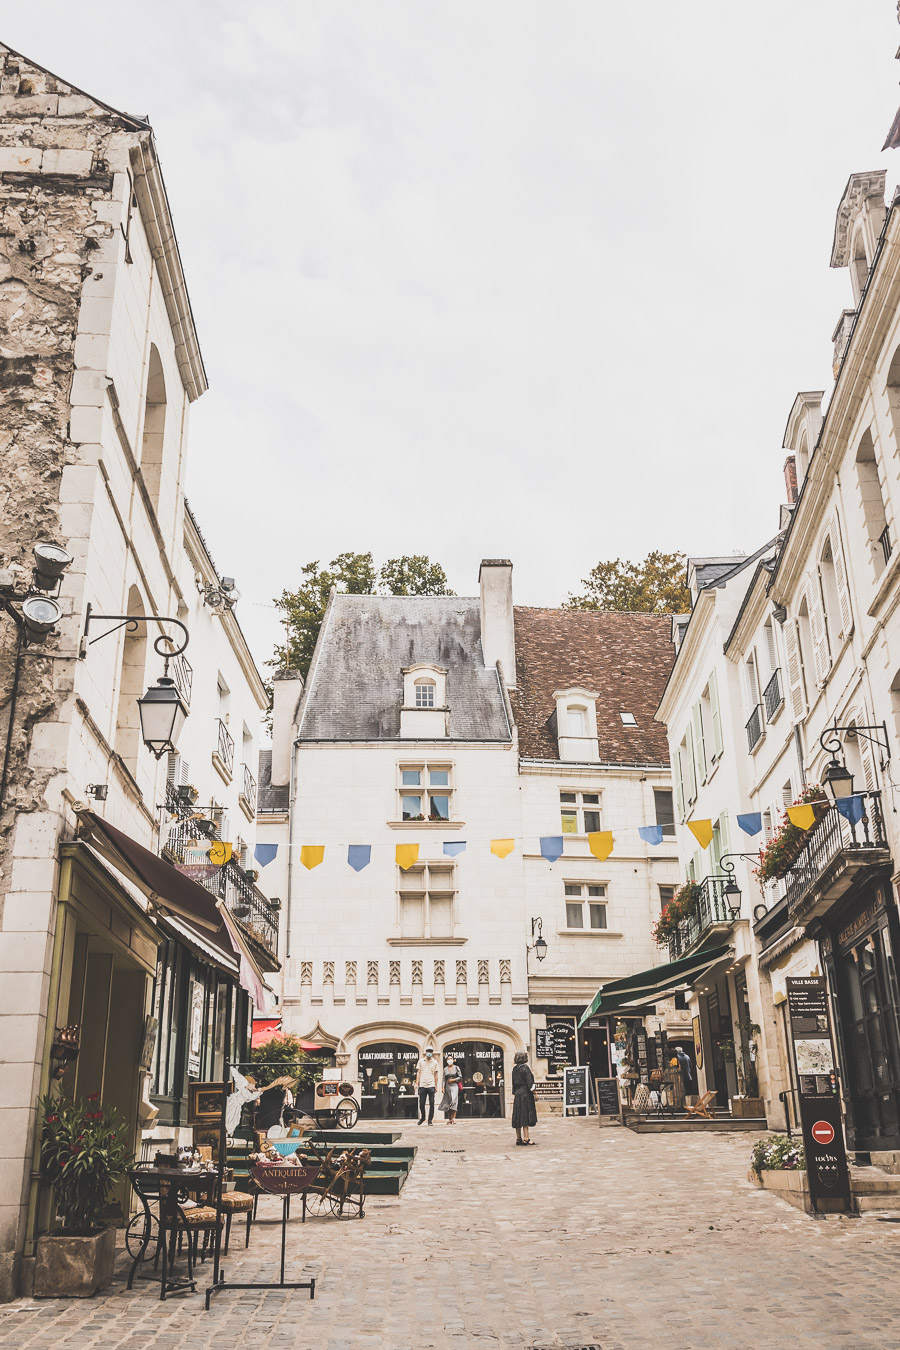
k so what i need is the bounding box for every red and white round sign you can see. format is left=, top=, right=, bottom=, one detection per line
left=811, top=1120, right=835, bottom=1145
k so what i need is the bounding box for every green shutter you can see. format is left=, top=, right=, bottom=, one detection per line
left=692, top=702, right=707, bottom=785
left=708, top=668, right=724, bottom=758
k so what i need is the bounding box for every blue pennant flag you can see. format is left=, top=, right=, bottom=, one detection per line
left=443, top=841, right=466, bottom=857
left=737, top=813, right=763, bottom=837
left=254, top=843, right=278, bottom=867
left=836, top=795, right=865, bottom=826
left=347, top=845, right=372, bottom=872
left=639, top=825, right=664, bottom=846
left=540, top=836, right=564, bottom=863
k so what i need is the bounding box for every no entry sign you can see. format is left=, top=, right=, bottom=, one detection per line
left=811, top=1120, right=835, bottom=1145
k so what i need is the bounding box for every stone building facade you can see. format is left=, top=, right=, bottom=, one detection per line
left=0, top=45, right=272, bottom=1298
left=266, top=561, right=680, bottom=1117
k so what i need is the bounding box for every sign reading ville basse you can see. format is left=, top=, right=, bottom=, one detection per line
left=785, top=977, right=852, bottom=1212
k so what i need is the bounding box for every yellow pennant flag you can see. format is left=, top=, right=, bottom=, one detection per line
left=208, top=840, right=232, bottom=866
left=300, top=845, right=325, bottom=870
left=395, top=844, right=419, bottom=871
left=786, top=803, right=817, bottom=831
left=687, top=819, right=714, bottom=849
left=588, top=831, right=614, bottom=861
left=490, top=839, right=514, bottom=859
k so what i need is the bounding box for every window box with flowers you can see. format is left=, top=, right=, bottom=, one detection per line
left=651, top=882, right=701, bottom=947
left=754, top=786, right=829, bottom=884
left=33, top=1093, right=131, bottom=1298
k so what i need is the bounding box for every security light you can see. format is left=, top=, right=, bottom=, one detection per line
left=32, top=542, right=73, bottom=591
left=22, top=594, right=62, bottom=643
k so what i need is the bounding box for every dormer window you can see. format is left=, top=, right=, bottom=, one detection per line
left=553, top=687, right=600, bottom=762
left=415, top=679, right=435, bottom=708
left=567, top=707, right=587, bottom=736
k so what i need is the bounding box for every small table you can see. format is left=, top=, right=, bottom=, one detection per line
left=127, top=1166, right=220, bottom=1300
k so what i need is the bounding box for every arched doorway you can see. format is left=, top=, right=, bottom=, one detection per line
left=441, top=1040, right=505, bottom=1118
left=358, top=1041, right=420, bottom=1118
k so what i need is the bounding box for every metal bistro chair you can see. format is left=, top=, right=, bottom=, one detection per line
left=126, top=1165, right=223, bottom=1299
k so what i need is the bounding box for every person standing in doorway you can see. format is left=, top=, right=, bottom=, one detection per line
left=511, top=1050, right=537, bottom=1146
left=415, top=1046, right=440, bottom=1125
left=440, top=1055, right=462, bottom=1125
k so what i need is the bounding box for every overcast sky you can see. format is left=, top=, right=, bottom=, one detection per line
left=6, top=2, right=900, bottom=666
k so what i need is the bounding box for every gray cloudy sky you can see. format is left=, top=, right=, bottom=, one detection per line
left=6, top=2, right=900, bottom=666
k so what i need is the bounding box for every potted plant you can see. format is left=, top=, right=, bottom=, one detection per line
left=651, top=881, right=701, bottom=947
left=33, top=1093, right=131, bottom=1297
left=754, top=785, right=829, bottom=883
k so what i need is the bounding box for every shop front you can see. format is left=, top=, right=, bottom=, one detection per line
left=442, top=1041, right=506, bottom=1117
left=821, top=876, right=900, bottom=1151
left=358, top=1042, right=420, bottom=1118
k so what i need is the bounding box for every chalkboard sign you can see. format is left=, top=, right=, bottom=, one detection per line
left=594, top=1077, right=620, bottom=1118
left=547, top=1018, right=576, bottom=1070
left=535, top=1028, right=553, bottom=1059
left=563, top=1066, right=589, bottom=1114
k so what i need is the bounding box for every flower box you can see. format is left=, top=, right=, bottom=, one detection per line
left=754, top=788, right=829, bottom=883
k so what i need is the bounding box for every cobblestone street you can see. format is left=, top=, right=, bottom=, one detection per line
left=2, top=1119, right=899, bottom=1349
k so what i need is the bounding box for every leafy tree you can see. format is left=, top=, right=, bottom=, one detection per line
left=564, top=550, right=690, bottom=615
left=272, top=552, right=454, bottom=678
left=250, top=1033, right=319, bottom=1089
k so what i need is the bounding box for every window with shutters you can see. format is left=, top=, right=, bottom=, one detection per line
left=819, top=535, right=843, bottom=655
left=829, top=513, right=854, bottom=640
left=710, top=815, right=730, bottom=875
left=705, top=669, right=724, bottom=761
left=807, top=574, right=831, bottom=683
left=673, top=749, right=685, bottom=822
left=784, top=611, right=808, bottom=722
left=855, top=429, right=891, bottom=577
left=845, top=712, right=879, bottom=792
left=692, top=702, right=707, bottom=784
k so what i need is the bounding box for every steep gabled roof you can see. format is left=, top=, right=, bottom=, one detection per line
left=510, top=607, right=674, bottom=763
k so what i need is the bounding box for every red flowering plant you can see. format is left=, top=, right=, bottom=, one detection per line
left=753, top=785, right=829, bottom=884
left=37, top=1093, right=132, bottom=1233
left=652, top=881, right=702, bottom=947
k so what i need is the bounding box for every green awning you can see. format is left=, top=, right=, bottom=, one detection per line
left=577, top=944, right=732, bottom=1027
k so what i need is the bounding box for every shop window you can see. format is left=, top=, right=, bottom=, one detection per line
left=359, top=1041, right=420, bottom=1119
left=398, top=862, right=456, bottom=938
left=559, top=790, right=601, bottom=834
left=441, top=1041, right=505, bottom=1117
left=564, top=882, right=607, bottom=929
left=399, top=763, right=452, bottom=821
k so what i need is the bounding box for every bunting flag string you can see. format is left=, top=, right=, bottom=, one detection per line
left=539, top=836, right=564, bottom=862
left=687, top=819, right=714, bottom=850
left=396, top=843, right=419, bottom=871
left=638, top=825, right=664, bottom=846
left=836, top=794, right=865, bottom=825
left=588, top=831, right=614, bottom=860
left=490, top=839, right=514, bottom=859
left=786, top=804, right=816, bottom=831
left=443, top=841, right=467, bottom=857
left=347, top=845, right=371, bottom=872
left=737, top=813, right=763, bottom=837
left=254, top=842, right=278, bottom=867
left=300, top=845, right=325, bottom=870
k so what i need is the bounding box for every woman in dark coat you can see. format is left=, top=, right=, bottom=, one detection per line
left=511, top=1050, right=537, bottom=1146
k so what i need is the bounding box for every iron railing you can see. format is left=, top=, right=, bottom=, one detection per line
left=170, top=652, right=193, bottom=709
left=240, top=763, right=257, bottom=816
left=783, top=791, right=888, bottom=915
left=215, top=718, right=234, bottom=776
left=667, top=876, right=734, bottom=961
left=762, top=668, right=783, bottom=721
left=879, top=524, right=893, bottom=567
left=745, top=704, right=764, bottom=752
left=161, top=792, right=278, bottom=957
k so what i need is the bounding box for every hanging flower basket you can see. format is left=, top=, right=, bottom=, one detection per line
left=754, top=786, right=829, bottom=883
left=652, top=881, right=701, bottom=946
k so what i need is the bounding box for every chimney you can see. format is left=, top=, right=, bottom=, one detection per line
left=479, top=559, right=516, bottom=687
left=270, top=668, right=304, bottom=786
left=783, top=455, right=798, bottom=505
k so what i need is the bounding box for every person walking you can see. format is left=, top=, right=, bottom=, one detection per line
left=511, top=1050, right=537, bottom=1146
left=440, top=1055, right=462, bottom=1124
left=415, top=1046, right=440, bottom=1125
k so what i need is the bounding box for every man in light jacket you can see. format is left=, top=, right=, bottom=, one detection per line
left=415, top=1046, right=440, bottom=1125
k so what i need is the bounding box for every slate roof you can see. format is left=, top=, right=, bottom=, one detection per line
left=509, top=608, right=675, bottom=764
left=297, top=595, right=511, bottom=742
left=257, top=749, right=289, bottom=813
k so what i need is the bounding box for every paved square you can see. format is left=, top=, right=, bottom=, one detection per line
left=1, top=1118, right=898, bottom=1349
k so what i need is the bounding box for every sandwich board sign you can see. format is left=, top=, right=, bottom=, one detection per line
left=785, top=977, right=851, bottom=1212
left=563, top=1065, right=589, bottom=1116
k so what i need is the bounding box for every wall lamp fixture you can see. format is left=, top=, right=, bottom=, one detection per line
left=819, top=723, right=890, bottom=802
left=528, top=917, right=548, bottom=962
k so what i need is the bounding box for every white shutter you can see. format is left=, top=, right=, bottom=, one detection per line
left=673, top=746, right=685, bottom=821
left=166, top=752, right=179, bottom=786
left=708, top=668, right=724, bottom=758
left=692, top=703, right=707, bottom=784
left=807, top=578, right=830, bottom=683
left=830, top=512, right=854, bottom=641
left=684, top=726, right=698, bottom=803
left=855, top=718, right=878, bottom=791
left=784, top=619, right=807, bottom=722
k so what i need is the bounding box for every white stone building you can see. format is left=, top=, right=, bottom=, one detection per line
left=0, top=44, right=272, bottom=1297
left=267, top=561, right=680, bottom=1117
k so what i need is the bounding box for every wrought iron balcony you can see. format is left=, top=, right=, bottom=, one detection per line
left=170, top=652, right=193, bottom=709
left=745, top=704, right=764, bottom=753
left=214, top=718, right=234, bottom=777
left=763, top=668, right=783, bottom=721
left=667, top=876, right=734, bottom=962
left=784, top=791, right=890, bottom=922
left=240, top=763, right=257, bottom=817
left=160, top=789, right=279, bottom=966
left=879, top=523, right=893, bottom=567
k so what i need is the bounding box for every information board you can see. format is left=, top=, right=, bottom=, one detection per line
left=563, top=1065, right=589, bottom=1114
left=634, top=1027, right=649, bottom=1084
left=594, top=1077, right=620, bottom=1118
left=547, top=1018, right=577, bottom=1072
left=533, top=1080, right=563, bottom=1100
left=786, top=977, right=851, bottom=1211
left=535, top=1028, right=553, bottom=1059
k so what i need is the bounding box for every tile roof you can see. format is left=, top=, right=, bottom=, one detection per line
left=510, top=607, right=675, bottom=763
left=298, top=594, right=510, bottom=742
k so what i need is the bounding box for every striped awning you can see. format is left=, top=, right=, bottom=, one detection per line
left=577, top=944, right=733, bottom=1026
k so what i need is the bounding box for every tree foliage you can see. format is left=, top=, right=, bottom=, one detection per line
left=564, top=550, right=690, bottom=615
left=250, top=1033, right=320, bottom=1089
left=272, top=552, right=454, bottom=678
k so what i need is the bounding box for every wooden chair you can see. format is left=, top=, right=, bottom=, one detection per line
left=684, top=1089, right=717, bottom=1119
